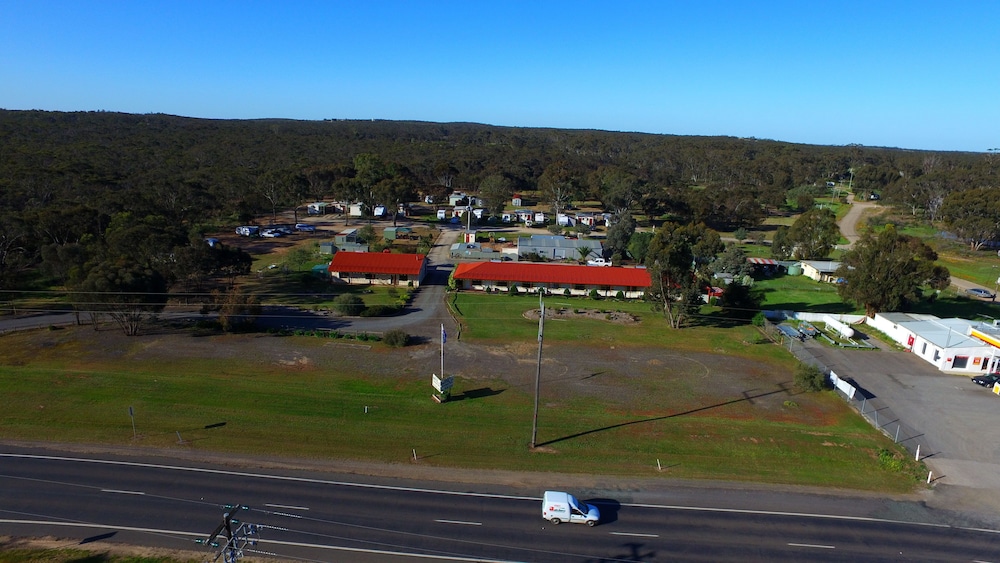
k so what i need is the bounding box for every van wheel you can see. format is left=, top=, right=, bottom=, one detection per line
left=549, top=518, right=561, bottom=525
left=587, top=520, right=596, bottom=527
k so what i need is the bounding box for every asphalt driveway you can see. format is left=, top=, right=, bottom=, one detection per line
left=800, top=336, right=1000, bottom=516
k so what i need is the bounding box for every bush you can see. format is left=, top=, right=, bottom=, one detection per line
left=333, top=294, right=366, bottom=316
left=508, top=285, right=519, bottom=295
left=615, top=290, right=625, bottom=300
left=794, top=364, right=830, bottom=392
left=564, top=288, right=571, bottom=296
left=383, top=329, right=410, bottom=347
left=360, top=304, right=401, bottom=317
left=752, top=312, right=767, bottom=327
left=589, top=289, right=600, bottom=299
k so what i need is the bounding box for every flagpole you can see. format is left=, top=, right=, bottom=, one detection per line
left=441, top=323, right=445, bottom=380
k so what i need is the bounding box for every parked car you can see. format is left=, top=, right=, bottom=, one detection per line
left=586, top=258, right=611, bottom=267
left=261, top=229, right=282, bottom=238
left=972, top=373, right=1000, bottom=387
left=295, top=223, right=316, bottom=232
left=965, top=288, right=995, bottom=299
left=274, top=225, right=295, bottom=235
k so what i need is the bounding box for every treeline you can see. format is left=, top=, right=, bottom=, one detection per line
left=0, top=109, right=996, bottom=294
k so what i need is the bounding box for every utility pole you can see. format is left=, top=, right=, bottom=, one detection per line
left=530, top=297, right=544, bottom=448
left=196, top=503, right=261, bottom=563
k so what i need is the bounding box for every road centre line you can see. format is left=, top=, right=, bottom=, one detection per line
left=610, top=531, right=659, bottom=538
left=264, top=503, right=309, bottom=511
left=101, top=489, right=145, bottom=495
left=8, top=453, right=1000, bottom=536
left=435, top=519, right=483, bottom=526
left=788, top=542, right=835, bottom=549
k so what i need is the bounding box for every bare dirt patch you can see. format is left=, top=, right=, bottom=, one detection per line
left=523, top=307, right=639, bottom=324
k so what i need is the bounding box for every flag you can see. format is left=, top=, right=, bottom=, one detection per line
left=441, top=325, right=447, bottom=344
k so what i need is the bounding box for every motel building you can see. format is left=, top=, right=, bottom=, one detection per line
left=452, top=261, right=651, bottom=299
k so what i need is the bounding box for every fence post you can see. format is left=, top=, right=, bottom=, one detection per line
left=894, top=424, right=900, bottom=443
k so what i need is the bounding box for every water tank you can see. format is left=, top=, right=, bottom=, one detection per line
left=787, top=264, right=802, bottom=276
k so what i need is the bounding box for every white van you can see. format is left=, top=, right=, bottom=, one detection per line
left=542, top=491, right=600, bottom=526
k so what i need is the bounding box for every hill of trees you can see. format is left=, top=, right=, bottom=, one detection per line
left=0, top=109, right=995, bottom=314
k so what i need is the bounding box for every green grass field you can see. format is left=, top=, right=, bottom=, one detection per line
left=0, top=298, right=924, bottom=493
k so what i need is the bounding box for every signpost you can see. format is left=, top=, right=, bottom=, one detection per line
left=128, top=406, right=136, bottom=438
left=432, top=324, right=454, bottom=402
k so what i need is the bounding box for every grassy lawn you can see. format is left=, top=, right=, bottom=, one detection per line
left=754, top=274, right=860, bottom=314
left=0, top=317, right=923, bottom=492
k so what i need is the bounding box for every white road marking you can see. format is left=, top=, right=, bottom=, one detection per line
left=610, top=531, right=659, bottom=538
left=100, top=489, right=145, bottom=495
left=788, top=542, right=835, bottom=549
left=435, top=519, right=482, bottom=526
left=264, top=503, right=309, bottom=511
left=7, top=453, right=1000, bottom=536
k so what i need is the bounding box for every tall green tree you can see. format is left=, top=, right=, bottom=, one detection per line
left=645, top=222, right=707, bottom=329
left=538, top=161, right=579, bottom=217
left=939, top=186, right=1000, bottom=250
left=478, top=174, right=513, bottom=217
left=605, top=213, right=636, bottom=258
left=771, top=226, right=793, bottom=260
left=836, top=225, right=951, bottom=317
left=787, top=208, right=841, bottom=259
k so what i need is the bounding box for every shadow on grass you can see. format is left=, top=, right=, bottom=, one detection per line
left=536, top=383, right=797, bottom=448
left=449, top=387, right=505, bottom=401
left=80, top=531, right=117, bottom=545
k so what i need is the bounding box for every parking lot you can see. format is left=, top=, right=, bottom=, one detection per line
left=800, top=337, right=1000, bottom=517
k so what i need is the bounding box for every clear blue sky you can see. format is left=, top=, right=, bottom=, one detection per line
left=2, top=1, right=997, bottom=152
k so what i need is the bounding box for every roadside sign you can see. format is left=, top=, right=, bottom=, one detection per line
left=432, top=374, right=454, bottom=393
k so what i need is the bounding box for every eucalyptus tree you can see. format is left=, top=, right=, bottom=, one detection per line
left=836, top=225, right=950, bottom=317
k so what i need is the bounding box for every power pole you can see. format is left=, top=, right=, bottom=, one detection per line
left=530, top=298, right=544, bottom=448
left=196, top=503, right=261, bottom=563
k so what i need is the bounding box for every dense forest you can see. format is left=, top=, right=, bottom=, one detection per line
left=0, top=109, right=996, bottom=311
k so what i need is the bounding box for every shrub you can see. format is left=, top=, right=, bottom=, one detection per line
left=733, top=227, right=748, bottom=242
left=794, top=364, right=830, bottom=392
left=360, top=304, right=400, bottom=317
left=564, top=288, right=571, bottom=296
left=383, top=329, right=410, bottom=348
left=589, top=289, right=600, bottom=299
left=751, top=312, right=767, bottom=327
left=333, top=294, right=366, bottom=316
left=508, top=285, right=519, bottom=295
left=615, top=290, right=625, bottom=300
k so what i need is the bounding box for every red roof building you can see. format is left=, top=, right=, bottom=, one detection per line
left=328, top=252, right=427, bottom=286
left=453, top=262, right=651, bottom=298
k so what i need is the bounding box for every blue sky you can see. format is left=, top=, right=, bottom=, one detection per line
left=2, top=1, right=997, bottom=152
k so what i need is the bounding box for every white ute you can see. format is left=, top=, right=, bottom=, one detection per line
left=542, top=490, right=600, bottom=526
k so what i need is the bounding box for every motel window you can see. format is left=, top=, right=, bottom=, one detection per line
left=921, top=343, right=927, bottom=355
left=953, top=356, right=969, bottom=369
left=933, top=350, right=941, bottom=362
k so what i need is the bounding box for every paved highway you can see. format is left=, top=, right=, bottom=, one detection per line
left=2, top=446, right=999, bottom=562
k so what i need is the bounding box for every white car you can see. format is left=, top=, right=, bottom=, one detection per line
left=586, top=258, right=611, bottom=267
left=295, top=223, right=316, bottom=232
left=261, top=229, right=282, bottom=238
left=542, top=491, right=600, bottom=526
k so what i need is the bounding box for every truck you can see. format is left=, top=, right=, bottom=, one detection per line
left=542, top=491, right=600, bottom=526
